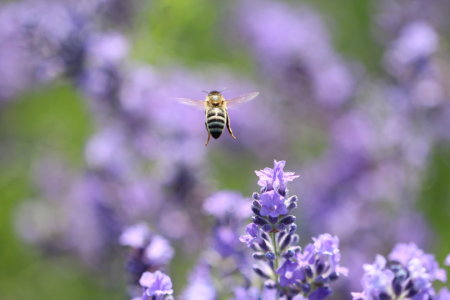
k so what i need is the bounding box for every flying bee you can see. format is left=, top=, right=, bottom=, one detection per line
left=176, top=90, right=259, bottom=146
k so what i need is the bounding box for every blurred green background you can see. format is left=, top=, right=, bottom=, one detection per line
left=1, top=0, right=449, bottom=299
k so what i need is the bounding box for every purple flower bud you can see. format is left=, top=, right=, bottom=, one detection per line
left=264, top=280, right=276, bottom=289
left=253, top=266, right=271, bottom=279
left=309, top=286, right=332, bottom=300
left=280, top=234, right=291, bottom=252
left=251, top=206, right=261, bottom=216
left=253, top=216, right=268, bottom=226
left=277, top=231, right=286, bottom=243
left=261, top=232, right=270, bottom=241
left=259, top=240, right=271, bottom=252
left=265, top=252, right=276, bottom=261
left=286, top=201, right=297, bottom=211
left=279, top=215, right=296, bottom=226
left=276, top=223, right=286, bottom=231
left=262, top=224, right=273, bottom=232
left=284, top=250, right=295, bottom=259
left=289, top=224, right=297, bottom=234
left=253, top=252, right=266, bottom=260
left=252, top=200, right=261, bottom=208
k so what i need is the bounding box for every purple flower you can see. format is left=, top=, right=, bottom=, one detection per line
left=139, top=271, right=173, bottom=299
left=182, top=263, right=216, bottom=300
left=308, top=287, right=332, bottom=300
left=255, top=160, right=299, bottom=194
left=212, top=226, right=241, bottom=258
left=237, top=0, right=354, bottom=108
left=277, top=258, right=304, bottom=286
left=436, top=288, right=450, bottom=300
left=353, top=244, right=447, bottom=300
left=239, top=223, right=262, bottom=247
left=359, top=255, right=394, bottom=298
left=312, top=234, right=348, bottom=277
left=388, top=243, right=446, bottom=282
left=144, top=235, right=174, bottom=266
left=233, top=287, right=260, bottom=300
left=384, top=21, right=438, bottom=76
left=259, top=190, right=288, bottom=218
left=445, top=254, right=450, bottom=266
left=203, top=191, right=251, bottom=220
left=119, top=223, right=151, bottom=248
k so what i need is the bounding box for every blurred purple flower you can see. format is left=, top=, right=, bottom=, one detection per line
left=353, top=244, right=448, bottom=300
left=384, top=21, right=438, bottom=74
left=144, top=235, right=174, bottom=266
left=203, top=191, right=251, bottom=220
left=236, top=0, right=354, bottom=108
left=436, top=288, right=450, bottom=300
left=120, top=222, right=174, bottom=291
left=212, top=226, right=242, bottom=258
left=232, top=287, right=260, bottom=300
left=445, top=254, right=450, bottom=266
left=139, top=271, right=173, bottom=299
left=388, top=243, right=446, bottom=282
left=119, top=222, right=151, bottom=248
left=182, top=263, right=216, bottom=300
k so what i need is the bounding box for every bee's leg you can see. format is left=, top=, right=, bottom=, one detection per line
left=226, top=114, right=237, bottom=140
left=205, top=122, right=211, bottom=146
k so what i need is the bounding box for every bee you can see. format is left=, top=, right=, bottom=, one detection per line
left=176, top=90, right=259, bottom=146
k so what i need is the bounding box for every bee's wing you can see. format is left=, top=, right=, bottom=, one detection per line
left=175, top=98, right=206, bottom=110
left=225, top=92, right=259, bottom=108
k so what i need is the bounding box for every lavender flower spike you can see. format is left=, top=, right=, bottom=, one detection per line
left=241, top=160, right=344, bottom=300
left=352, top=243, right=448, bottom=300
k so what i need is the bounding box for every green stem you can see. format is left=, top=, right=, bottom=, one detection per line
left=270, top=232, right=279, bottom=279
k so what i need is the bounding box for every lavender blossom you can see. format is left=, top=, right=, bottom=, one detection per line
left=241, top=160, right=345, bottom=299
left=236, top=0, right=354, bottom=108
left=120, top=223, right=174, bottom=286
left=139, top=271, right=174, bottom=300
left=352, top=243, right=448, bottom=300
left=181, top=263, right=216, bottom=300
left=255, top=160, right=299, bottom=195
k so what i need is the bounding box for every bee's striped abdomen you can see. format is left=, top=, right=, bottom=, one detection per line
left=206, top=108, right=226, bottom=139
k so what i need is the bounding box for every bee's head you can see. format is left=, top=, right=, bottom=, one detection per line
left=207, top=90, right=223, bottom=103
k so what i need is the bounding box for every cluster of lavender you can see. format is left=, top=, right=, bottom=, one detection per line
left=240, top=160, right=347, bottom=299
left=231, top=0, right=450, bottom=294
left=119, top=223, right=175, bottom=300
left=180, top=191, right=252, bottom=299
left=352, top=243, right=449, bottom=300
left=2, top=0, right=450, bottom=299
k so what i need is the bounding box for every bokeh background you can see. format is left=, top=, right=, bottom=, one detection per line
left=1, top=0, right=450, bottom=299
